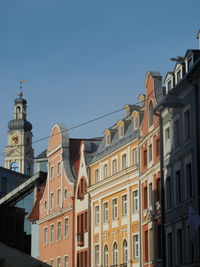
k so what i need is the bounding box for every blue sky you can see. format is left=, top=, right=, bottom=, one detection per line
left=0, top=0, right=199, bottom=164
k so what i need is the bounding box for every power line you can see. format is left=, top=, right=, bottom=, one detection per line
left=1, top=92, right=164, bottom=157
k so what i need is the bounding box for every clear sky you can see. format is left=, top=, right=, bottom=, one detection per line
left=0, top=0, right=199, bottom=164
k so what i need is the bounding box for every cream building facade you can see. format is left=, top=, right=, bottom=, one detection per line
left=89, top=105, right=143, bottom=267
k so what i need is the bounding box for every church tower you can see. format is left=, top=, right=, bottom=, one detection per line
left=4, top=87, right=34, bottom=177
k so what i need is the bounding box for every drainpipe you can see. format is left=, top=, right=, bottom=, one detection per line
left=154, top=111, right=166, bottom=267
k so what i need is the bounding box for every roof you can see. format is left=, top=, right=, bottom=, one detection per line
left=91, top=110, right=141, bottom=163
left=28, top=183, right=46, bottom=222
left=0, top=242, right=50, bottom=267
left=0, top=171, right=47, bottom=207
left=35, top=149, right=47, bottom=160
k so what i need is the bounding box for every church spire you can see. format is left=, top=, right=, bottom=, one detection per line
left=4, top=85, right=34, bottom=177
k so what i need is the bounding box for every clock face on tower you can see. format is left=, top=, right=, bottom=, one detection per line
left=12, top=135, right=19, bottom=144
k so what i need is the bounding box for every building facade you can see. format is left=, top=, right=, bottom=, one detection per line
left=139, top=72, right=163, bottom=267
left=156, top=49, right=200, bottom=266
left=89, top=104, right=143, bottom=267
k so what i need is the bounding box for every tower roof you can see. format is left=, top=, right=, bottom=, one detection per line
left=8, top=118, right=32, bottom=131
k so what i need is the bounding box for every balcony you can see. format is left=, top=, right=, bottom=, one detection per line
left=77, top=232, right=84, bottom=246
left=120, top=264, right=127, bottom=267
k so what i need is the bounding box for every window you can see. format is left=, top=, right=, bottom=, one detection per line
left=103, top=202, right=109, bottom=223
left=104, top=245, right=109, bottom=267
left=119, top=125, right=124, bottom=138
left=50, top=259, right=54, bottom=267
left=95, top=245, right=100, bottom=266
left=112, top=198, right=118, bottom=220
left=64, top=256, right=68, bottom=267
left=167, top=79, right=172, bottom=91
left=44, top=200, right=47, bottom=209
left=149, top=228, right=153, bottom=261
left=57, top=189, right=61, bottom=207
left=177, top=229, right=182, bottom=265
left=156, top=138, right=160, bottom=157
left=50, top=192, right=54, bottom=209
left=143, top=149, right=147, bottom=167
left=165, top=127, right=170, bottom=154
left=133, top=190, right=139, bottom=212
left=95, top=206, right=100, bottom=226
left=121, top=154, right=127, bottom=170
left=156, top=178, right=161, bottom=202
left=149, top=144, right=152, bottom=162
left=103, top=164, right=108, bottom=179
left=10, top=162, right=19, bottom=172
left=64, top=218, right=69, bottom=238
left=50, top=166, right=54, bottom=180
left=188, top=58, right=192, bottom=70
left=149, top=183, right=153, bottom=207
left=167, top=232, right=173, bottom=267
left=113, top=242, right=118, bottom=265
left=144, top=230, right=148, bottom=262
left=149, top=101, right=154, bottom=127
left=132, top=148, right=138, bottom=165
left=143, top=186, right=148, bottom=209
left=95, top=169, right=99, bottom=183
left=176, top=69, right=181, bottom=83
left=135, top=117, right=139, bottom=129
left=57, top=257, right=61, bottom=267
left=175, top=170, right=181, bottom=204
left=57, top=221, right=61, bottom=241
left=106, top=134, right=111, bottom=146
left=16, top=106, right=21, bottom=119
left=57, top=162, right=61, bottom=176
left=133, top=234, right=139, bottom=259
left=122, top=195, right=127, bottom=216
left=78, top=178, right=87, bottom=199
left=44, top=227, right=48, bottom=245
left=64, top=188, right=68, bottom=200
left=166, top=176, right=172, bottom=209
left=184, top=109, right=191, bottom=141
left=174, top=119, right=180, bottom=149
left=123, top=239, right=128, bottom=264
left=112, top=159, right=117, bottom=175
left=157, top=225, right=162, bottom=259
left=186, top=163, right=192, bottom=199
left=50, top=224, right=54, bottom=243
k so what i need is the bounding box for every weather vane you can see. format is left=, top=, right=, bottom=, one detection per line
left=18, top=79, right=27, bottom=97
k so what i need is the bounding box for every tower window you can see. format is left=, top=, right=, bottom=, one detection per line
left=149, top=101, right=154, bottom=127
left=10, top=162, right=19, bottom=172
left=16, top=106, right=21, bottom=119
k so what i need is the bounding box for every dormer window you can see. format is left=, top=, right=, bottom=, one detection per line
left=119, top=125, right=124, bottom=138
left=106, top=133, right=111, bottom=146
left=175, top=68, right=182, bottom=84
left=135, top=117, right=139, bottom=129
left=187, top=57, right=192, bottom=71
left=167, top=80, right=172, bottom=91
left=148, top=101, right=154, bottom=128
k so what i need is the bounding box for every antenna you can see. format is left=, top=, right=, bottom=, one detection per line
left=197, top=30, right=200, bottom=49
left=18, top=79, right=27, bottom=97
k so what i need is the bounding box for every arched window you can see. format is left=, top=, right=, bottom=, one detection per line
left=10, top=162, right=19, bottom=172
left=123, top=239, right=128, bottom=264
left=16, top=106, right=21, bottom=119
left=104, top=244, right=109, bottom=267
left=113, top=242, right=118, bottom=265
left=77, top=177, right=87, bottom=199
left=149, top=101, right=154, bottom=127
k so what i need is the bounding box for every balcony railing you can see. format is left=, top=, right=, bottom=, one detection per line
left=77, top=232, right=84, bottom=246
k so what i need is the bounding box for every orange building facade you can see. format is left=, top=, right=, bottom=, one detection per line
left=139, top=72, right=163, bottom=267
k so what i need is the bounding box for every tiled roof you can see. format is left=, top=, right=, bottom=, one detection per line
left=28, top=183, right=46, bottom=222
left=35, top=149, right=47, bottom=159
